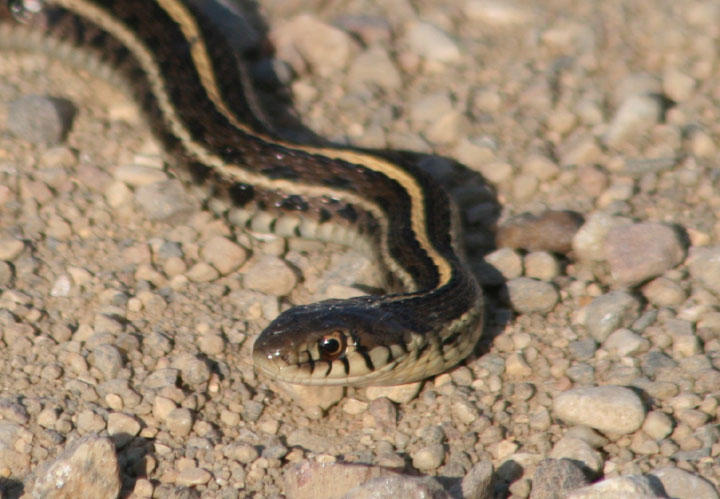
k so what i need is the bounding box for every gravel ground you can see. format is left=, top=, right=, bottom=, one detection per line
left=1, top=0, right=720, bottom=497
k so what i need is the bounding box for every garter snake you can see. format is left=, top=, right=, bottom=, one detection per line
left=0, top=0, right=484, bottom=386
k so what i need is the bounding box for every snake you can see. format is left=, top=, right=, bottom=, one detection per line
left=0, top=0, right=484, bottom=386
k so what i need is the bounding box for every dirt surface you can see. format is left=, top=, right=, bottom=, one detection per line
left=1, top=0, right=719, bottom=497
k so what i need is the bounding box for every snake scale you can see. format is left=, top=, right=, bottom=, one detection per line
left=0, top=0, right=484, bottom=386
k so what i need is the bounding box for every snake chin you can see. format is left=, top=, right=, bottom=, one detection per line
left=252, top=296, right=422, bottom=386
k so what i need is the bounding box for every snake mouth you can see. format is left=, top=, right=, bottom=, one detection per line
left=252, top=342, right=411, bottom=386
left=253, top=347, right=407, bottom=386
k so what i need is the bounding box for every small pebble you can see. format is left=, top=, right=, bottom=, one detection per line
left=524, top=251, right=560, bottom=281
left=200, top=236, right=247, bottom=275
left=484, top=248, right=523, bottom=280
left=273, top=14, right=353, bottom=77
left=224, top=442, right=259, bottom=464
left=687, top=246, right=720, bottom=295
left=0, top=238, right=24, bottom=261
left=642, top=277, right=687, bottom=307
left=463, top=0, right=531, bottom=25
left=114, top=164, right=168, bottom=186
left=604, top=328, right=650, bottom=356
left=135, top=179, right=197, bottom=221
left=605, top=94, right=663, bottom=148
left=404, top=21, right=460, bottom=63
left=165, top=408, right=193, bottom=437
left=107, top=412, right=141, bottom=447
left=176, top=467, right=212, bottom=486
left=506, top=277, right=559, bottom=314
left=412, top=443, right=445, bottom=471
left=365, top=382, right=422, bottom=404
left=579, top=290, right=641, bottom=342
left=243, top=255, right=298, bottom=296
left=347, top=46, right=401, bottom=89
left=459, top=459, right=493, bottom=499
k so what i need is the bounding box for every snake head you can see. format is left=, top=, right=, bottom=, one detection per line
left=252, top=297, right=428, bottom=386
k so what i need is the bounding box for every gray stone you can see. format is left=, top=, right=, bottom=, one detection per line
left=530, top=458, right=590, bottom=499
left=567, top=475, right=662, bottom=498
left=549, top=437, right=604, bottom=473
left=568, top=338, right=597, bottom=360
left=459, top=459, right=493, bottom=499
left=7, top=95, right=74, bottom=145
left=604, top=222, right=685, bottom=286
left=580, top=291, right=641, bottom=342
left=553, top=385, right=645, bottom=434
left=649, top=467, right=718, bottom=499
left=284, top=460, right=448, bottom=499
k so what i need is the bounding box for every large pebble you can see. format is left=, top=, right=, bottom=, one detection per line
left=567, top=475, right=662, bottom=498
left=496, top=210, right=583, bottom=253
left=24, top=436, right=120, bottom=498
left=649, top=467, right=719, bottom=499
left=604, top=222, right=685, bottom=286
left=284, top=460, right=447, bottom=499
left=579, top=290, right=641, bottom=342
left=553, top=385, right=645, bottom=434
left=345, top=475, right=449, bottom=498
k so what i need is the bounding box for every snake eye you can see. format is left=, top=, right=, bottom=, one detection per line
left=317, top=331, right=346, bottom=361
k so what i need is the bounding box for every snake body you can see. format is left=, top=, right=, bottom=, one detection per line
left=0, top=0, right=484, bottom=386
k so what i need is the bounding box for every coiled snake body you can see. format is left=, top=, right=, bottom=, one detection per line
left=0, top=0, right=484, bottom=386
